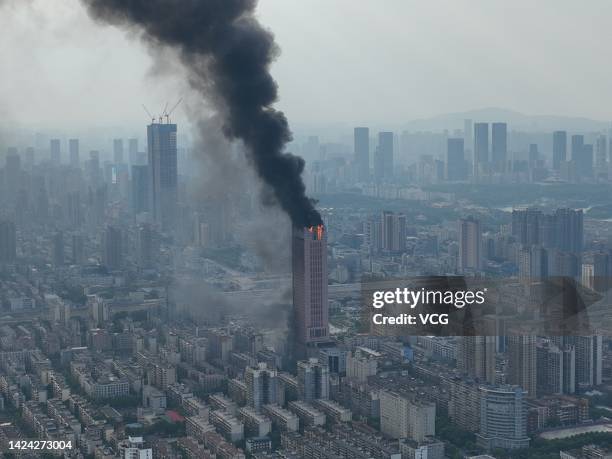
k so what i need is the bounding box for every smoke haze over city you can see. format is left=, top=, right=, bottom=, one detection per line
left=2, top=1, right=612, bottom=458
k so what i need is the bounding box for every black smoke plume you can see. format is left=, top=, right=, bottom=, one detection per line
left=81, top=0, right=321, bottom=228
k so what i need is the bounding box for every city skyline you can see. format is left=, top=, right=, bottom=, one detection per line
left=1, top=109, right=611, bottom=458
left=1, top=1, right=612, bottom=457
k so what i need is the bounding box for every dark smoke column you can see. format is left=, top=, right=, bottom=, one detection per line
left=81, top=0, right=321, bottom=228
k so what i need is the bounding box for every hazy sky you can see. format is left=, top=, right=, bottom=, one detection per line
left=1, top=0, right=612, bottom=131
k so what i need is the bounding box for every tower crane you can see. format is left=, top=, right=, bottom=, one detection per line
left=165, top=98, right=183, bottom=123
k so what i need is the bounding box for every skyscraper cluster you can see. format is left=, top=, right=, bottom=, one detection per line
left=353, top=127, right=395, bottom=183
left=365, top=210, right=407, bottom=254
left=472, top=122, right=508, bottom=176
left=512, top=208, right=584, bottom=279
left=336, top=121, right=612, bottom=192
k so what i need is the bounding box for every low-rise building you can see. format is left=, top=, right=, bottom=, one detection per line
left=262, top=404, right=299, bottom=432
left=288, top=401, right=326, bottom=427
left=237, top=406, right=272, bottom=438
left=209, top=410, right=244, bottom=443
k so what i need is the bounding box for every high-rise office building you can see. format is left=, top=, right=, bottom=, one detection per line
left=446, top=138, right=467, bottom=181
left=582, top=263, right=595, bottom=289
left=128, top=138, right=139, bottom=166
left=245, top=363, right=278, bottom=412
left=591, top=251, right=610, bottom=292
left=457, top=336, right=496, bottom=384
left=448, top=378, right=481, bottom=432
left=553, top=131, right=567, bottom=170
left=571, top=135, right=584, bottom=162
left=477, top=385, right=529, bottom=450
left=566, top=336, right=603, bottom=389
left=518, top=245, right=548, bottom=282
left=137, top=224, right=155, bottom=268
left=69, top=139, right=79, bottom=167
left=458, top=216, right=481, bottom=271
left=491, top=122, right=507, bottom=172
left=87, top=150, right=102, bottom=186
left=364, top=217, right=383, bottom=254
left=52, top=232, right=64, bottom=266
left=292, top=226, right=329, bottom=352
left=547, top=249, right=580, bottom=278
left=374, top=132, right=394, bottom=181
left=536, top=341, right=575, bottom=395
left=512, top=208, right=583, bottom=254
left=297, top=358, right=329, bottom=402
left=66, top=192, right=82, bottom=228
left=507, top=336, right=537, bottom=398
left=570, top=134, right=588, bottom=178
left=562, top=345, right=577, bottom=394
left=50, top=139, right=61, bottom=164
left=596, top=134, right=608, bottom=170
left=580, top=144, right=594, bottom=178
left=147, top=122, right=178, bottom=230
left=103, top=225, right=124, bottom=270
left=539, top=214, right=557, bottom=248
left=511, top=208, right=542, bottom=246
left=354, top=127, right=370, bottom=182
left=113, top=138, right=124, bottom=164
left=463, top=119, right=473, bottom=152
left=0, top=220, right=16, bottom=263
left=131, top=165, right=150, bottom=214
left=536, top=342, right=561, bottom=395
left=530, top=245, right=548, bottom=278
left=555, top=208, right=583, bottom=253
left=381, top=210, right=407, bottom=253
left=473, top=123, right=489, bottom=174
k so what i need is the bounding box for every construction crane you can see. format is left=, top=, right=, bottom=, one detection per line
left=158, top=102, right=168, bottom=124
left=141, top=104, right=155, bottom=124
left=164, top=98, right=183, bottom=124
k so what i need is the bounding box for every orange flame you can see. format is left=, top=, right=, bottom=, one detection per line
left=307, top=224, right=325, bottom=240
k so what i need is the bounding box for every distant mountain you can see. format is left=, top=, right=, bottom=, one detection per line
left=404, top=107, right=611, bottom=132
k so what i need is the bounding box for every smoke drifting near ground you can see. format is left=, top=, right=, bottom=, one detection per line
left=183, top=98, right=292, bottom=339
left=184, top=98, right=292, bottom=273
left=80, top=0, right=321, bottom=228
left=171, top=281, right=228, bottom=325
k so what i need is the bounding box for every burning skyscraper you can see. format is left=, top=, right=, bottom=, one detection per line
left=292, top=225, right=329, bottom=358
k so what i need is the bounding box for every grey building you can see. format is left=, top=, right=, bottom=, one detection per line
left=553, top=131, right=567, bottom=170
left=354, top=127, right=370, bottom=182
left=147, top=122, right=178, bottom=230
left=491, top=122, right=507, bottom=172
left=473, top=123, right=489, bottom=174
